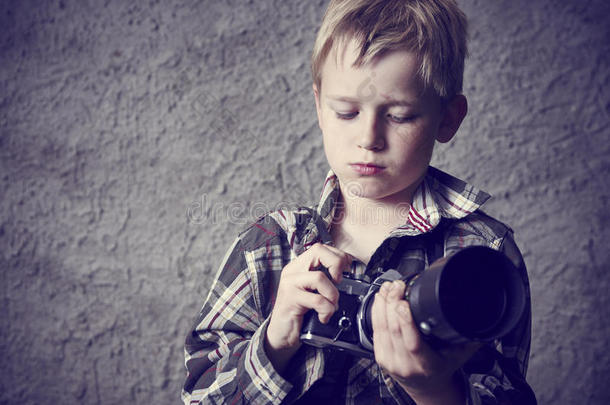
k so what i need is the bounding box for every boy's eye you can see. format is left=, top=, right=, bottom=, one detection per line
left=388, top=114, right=416, bottom=124
left=335, top=111, right=359, bottom=120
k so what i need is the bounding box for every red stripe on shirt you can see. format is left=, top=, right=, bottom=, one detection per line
left=438, top=191, right=472, bottom=214
left=207, top=279, right=251, bottom=329
left=254, top=223, right=276, bottom=236
left=409, top=208, right=431, bottom=232
left=408, top=213, right=428, bottom=233
left=303, top=239, right=319, bottom=250
left=247, top=346, right=264, bottom=390
left=410, top=200, right=431, bottom=229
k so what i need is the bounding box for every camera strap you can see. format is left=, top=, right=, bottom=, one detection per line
left=390, top=218, right=449, bottom=279
left=423, top=218, right=447, bottom=266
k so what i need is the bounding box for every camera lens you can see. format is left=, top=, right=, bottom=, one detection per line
left=439, top=251, right=508, bottom=337
left=362, top=246, right=526, bottom=345
left=412, top=246, right=526, bottom=343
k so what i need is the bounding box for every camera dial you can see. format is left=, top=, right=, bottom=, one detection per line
left=338, top=316, right=351, bottom=330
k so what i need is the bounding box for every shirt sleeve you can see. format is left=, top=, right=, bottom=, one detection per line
left=181, top=236, right=294, bottom=405
left=464, top=232, right=537, bottom=404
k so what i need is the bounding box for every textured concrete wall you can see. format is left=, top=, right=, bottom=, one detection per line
left=0, top=0, right=608, bottom=404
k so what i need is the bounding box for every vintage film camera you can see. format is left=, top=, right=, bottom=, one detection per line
left=300, top=246, right=526, bottom=357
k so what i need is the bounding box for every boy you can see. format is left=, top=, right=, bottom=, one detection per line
left=183, top=0, right=536, bottom=404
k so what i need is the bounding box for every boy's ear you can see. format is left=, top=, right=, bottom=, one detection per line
left=436, top=94, right=468, bottom=143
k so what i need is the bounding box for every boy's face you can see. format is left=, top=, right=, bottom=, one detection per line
left=314, top=38, right=464, bottom=204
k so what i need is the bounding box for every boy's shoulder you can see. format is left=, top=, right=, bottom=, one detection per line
left=444, top=209, right=515, bottom=251
left=236, top=205, right=322, bottom=255
left=423, top=166, right=516, bottom=250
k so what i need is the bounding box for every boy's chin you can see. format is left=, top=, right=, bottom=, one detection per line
left=339, top=179, right=414, bottom=203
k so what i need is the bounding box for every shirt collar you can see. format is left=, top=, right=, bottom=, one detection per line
left=316, top=166, right=491, bottom=236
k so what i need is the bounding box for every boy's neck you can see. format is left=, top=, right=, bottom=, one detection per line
left=330, top=185, right=417, bottom=264
left=338, top=192, right=410, bottom=231
left=336, top=176, right=423, bottom=229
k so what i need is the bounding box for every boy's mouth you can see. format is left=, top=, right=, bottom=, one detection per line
left=350, top=163, right=385, bottom=176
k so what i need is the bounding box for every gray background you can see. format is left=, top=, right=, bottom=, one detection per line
left=1, top=0, right=608, bottom=404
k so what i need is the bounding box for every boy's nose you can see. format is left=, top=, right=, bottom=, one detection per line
left=358, top=115, right=385, bottom=151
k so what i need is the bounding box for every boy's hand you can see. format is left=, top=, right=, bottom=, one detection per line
left=265, top=243, right=351, bottom=373
left=371, top=280, right=481, bottom=405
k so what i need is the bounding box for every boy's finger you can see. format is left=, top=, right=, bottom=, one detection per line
left=306, top=243, right=351, bottom=282
left=396, top=301, right=430, bottom=355
left=378, top=282, right=392, bottom=298
left=371, top=293, right=388, bottom=332
left=317, top=251, right=352, bottom=283
left=385, top=297, right=410, bottom=362
left=372, top=293, right=393, bottom=362
left=295, top=271, right=340, bottom=306
left=291, top=289, right=337, bottom=320
left=284, top=243, right=341, bottom=276
left=387, top=280, right=406, bottom=300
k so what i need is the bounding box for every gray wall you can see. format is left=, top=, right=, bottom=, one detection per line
left=1, top=0, right=608, bottom=404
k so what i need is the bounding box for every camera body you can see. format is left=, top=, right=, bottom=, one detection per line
left=300, top=246, right=526, bottom=358
left=300, top=270, right=400, bottom=358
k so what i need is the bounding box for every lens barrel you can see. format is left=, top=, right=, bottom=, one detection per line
left=366, top=246, right=526, bottom=344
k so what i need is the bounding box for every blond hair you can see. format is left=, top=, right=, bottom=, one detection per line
left=311, top=0, right=468, bottom=100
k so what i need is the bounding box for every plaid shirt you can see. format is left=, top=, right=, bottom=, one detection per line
left=183, top=166, right=535, bottom=404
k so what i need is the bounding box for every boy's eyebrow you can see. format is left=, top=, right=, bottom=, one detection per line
left=325, top=95, right=360, bottom=103
left=326, top=94, right=414, bottom=107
